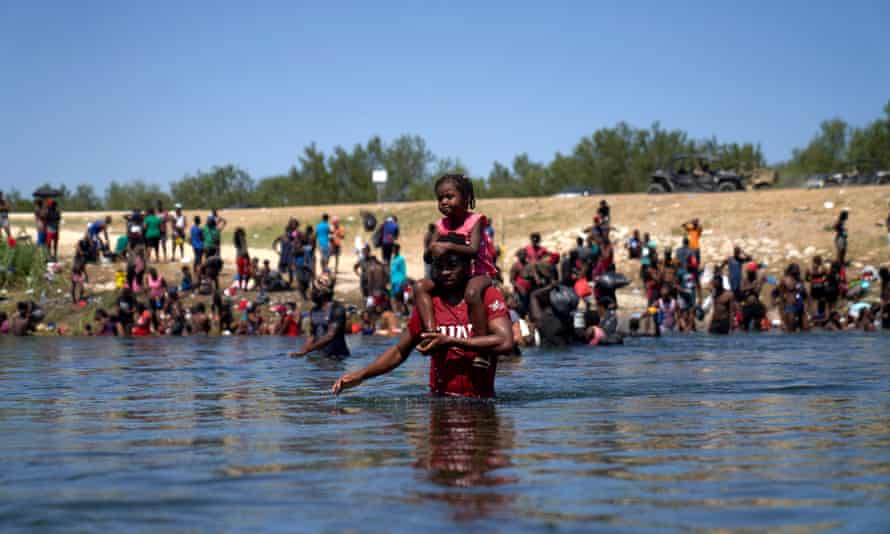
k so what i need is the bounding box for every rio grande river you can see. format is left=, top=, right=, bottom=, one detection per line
left=1, top=334, right=889, bottom=532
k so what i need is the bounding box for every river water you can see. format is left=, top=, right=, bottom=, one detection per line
left=1, top=334, right=889, bottom=532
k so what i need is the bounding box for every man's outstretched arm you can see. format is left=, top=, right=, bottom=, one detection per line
left=331, top=330, right=418, bottom=395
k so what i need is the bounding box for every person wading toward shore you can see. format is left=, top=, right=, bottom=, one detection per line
left=290, top=273, right=350, bottom=358
left=415, top=174, right=498, bottom=370
left=331, top=248, right=513, bottom=399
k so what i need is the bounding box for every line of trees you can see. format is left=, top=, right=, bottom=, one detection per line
left=777, top=101, right=890, bottom=184
left=4, top=101, right=888, bottom=211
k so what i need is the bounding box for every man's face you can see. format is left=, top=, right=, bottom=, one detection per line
left=432, top=253, right=469, bottom=290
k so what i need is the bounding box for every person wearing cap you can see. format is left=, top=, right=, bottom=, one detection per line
left=290, top=274, right=349, bottom=358
left=331, top=247, right=513, bottom=399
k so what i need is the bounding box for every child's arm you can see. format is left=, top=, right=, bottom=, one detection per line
left=429, top=220, right=481, bottom=258
left=418, top=315, right=513, bottom=356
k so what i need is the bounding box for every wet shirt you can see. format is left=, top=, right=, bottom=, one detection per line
left=309, top=302, right=350, bottom=357
left=407, top=286, right=508, bottom=398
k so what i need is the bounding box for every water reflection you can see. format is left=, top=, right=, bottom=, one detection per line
left=408, top=401, right=517, bottom=521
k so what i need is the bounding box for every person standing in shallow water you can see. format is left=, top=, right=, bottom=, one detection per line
left=331, top=248, right=513, bottom=399
left=709, top=275, right=735, bottom=335
left=414, top=174, right=498, bottom=370
left=290, top=274, right=349, bottom=358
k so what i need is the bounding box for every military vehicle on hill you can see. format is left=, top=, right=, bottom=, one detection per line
left=647, top=155, right=746, bottom=194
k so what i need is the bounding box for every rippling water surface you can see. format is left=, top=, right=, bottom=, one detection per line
left=1, top=334, right=889, bottom=532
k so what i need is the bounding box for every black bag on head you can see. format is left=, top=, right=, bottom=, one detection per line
left=362, top=212, right=377, bottom=232
left=596, top=272, right=630, bottom=290
left=549, top=284, right=579, bottom=317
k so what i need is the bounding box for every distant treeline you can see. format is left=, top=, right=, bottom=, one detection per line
left=5, top=101, right=888, bottom=211
left=776, top=101, right=890, bottom=185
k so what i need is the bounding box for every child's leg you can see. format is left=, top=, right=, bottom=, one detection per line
left=414, top=278, right=438, bottom=332
left=466, top=276, right=492, bottom=367
left=465, top=275, right=491, bottom=337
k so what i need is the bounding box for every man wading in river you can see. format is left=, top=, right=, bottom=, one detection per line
left=290, top=273, right=350, bottom=358
left=331, top=245, right=514, bottom=398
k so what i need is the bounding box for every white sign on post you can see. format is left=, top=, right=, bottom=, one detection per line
left=372, top=169, right=388, bottom=184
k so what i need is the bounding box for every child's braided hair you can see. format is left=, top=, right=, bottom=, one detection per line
left=434, top=174, right=476, bottom=210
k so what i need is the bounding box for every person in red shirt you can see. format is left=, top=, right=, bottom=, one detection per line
left=275, top=303, right=301, bottom=336
left=331, top=249, right=513, bottom=398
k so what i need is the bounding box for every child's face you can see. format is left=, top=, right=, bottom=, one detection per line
left=436, top=181, right=464, bottom=217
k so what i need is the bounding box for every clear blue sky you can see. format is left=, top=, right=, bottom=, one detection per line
left=1, top=0, right=888, bottom=192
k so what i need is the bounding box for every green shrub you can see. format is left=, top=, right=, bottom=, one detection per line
left=0, top=240, right=49, bottom=290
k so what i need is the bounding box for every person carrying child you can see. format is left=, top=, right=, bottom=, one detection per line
left=415, top=174, right=498, bottom=369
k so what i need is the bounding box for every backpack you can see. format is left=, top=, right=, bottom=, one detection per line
left=362, top=212, right=377, bottom=232
left=549, top=284, right=580, bottom=316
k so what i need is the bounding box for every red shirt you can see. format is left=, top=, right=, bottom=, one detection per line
left=278, top=315, right=300, bottom=336
left=407, top=286, right=509, bottom=398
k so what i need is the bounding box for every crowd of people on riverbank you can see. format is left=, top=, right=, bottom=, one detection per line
left=1, top=187, right=890, bottom=345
